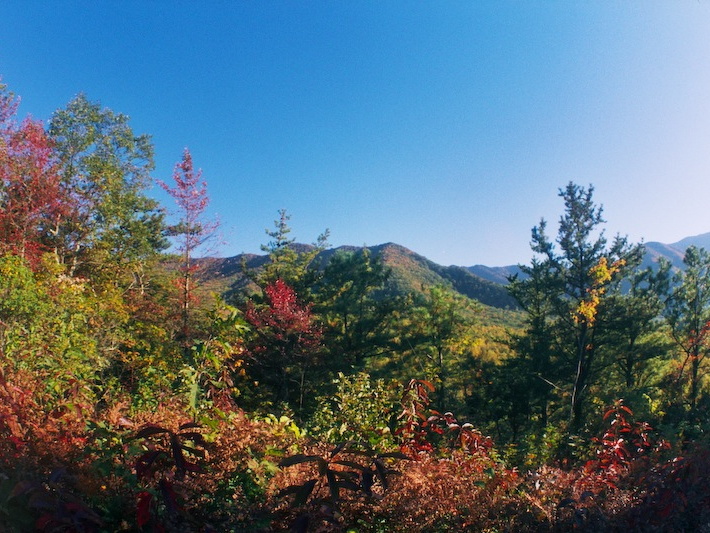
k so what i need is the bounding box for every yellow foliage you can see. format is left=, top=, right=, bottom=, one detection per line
left=573, top=257, right=625, bottom=325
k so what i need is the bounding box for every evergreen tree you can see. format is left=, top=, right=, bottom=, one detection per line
left=250, top=209, right=329, bottom=301
left=601, top=262, right=672, bottom=391
left=664, top=246, right=710, bottom=414
left=506, top=258, right=558, bottom=431
left=314, top=247, right=391, bottom=367
left=393, top=285, right=478, bottom=410
left=509, top=183, right=642, bottom=430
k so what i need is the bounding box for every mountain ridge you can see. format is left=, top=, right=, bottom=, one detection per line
left=197, top=232, right=710, bottom=310
left=197, top=242, right=518, bottom=310
left=467, top=231, right=710, bottom=284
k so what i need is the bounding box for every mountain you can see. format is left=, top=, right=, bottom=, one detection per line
left=369, top=243, right=518, bottom=308
left=196, top=242, right=518, bottom=310
left=195, top=232, right=710, bottom=310
left=466, top=232, right=710, bottom=285
left=467, top=265, right=523, bottom=285
left=671, top=232, right=710, bottom=253
left=640, top=241, right=686, bottom=271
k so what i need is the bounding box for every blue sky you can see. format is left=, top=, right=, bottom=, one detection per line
left=2, top=2, right=710, bottom=266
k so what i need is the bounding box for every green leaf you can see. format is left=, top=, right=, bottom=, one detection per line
left=189, top=380, right=199, bottom=411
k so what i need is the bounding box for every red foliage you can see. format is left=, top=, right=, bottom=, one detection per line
left=246, top=279, right=320, bottom=343
left=583, top=399, right=667, bottom=489
left=277, top=441, right=407, bottom=530
left=0, top=79, right=19, bottom=130
left=130, top=421, right=208, bottom=529
left=136, top=491, right=153, bottom=527
left=396, top=378, right=494, bottom=458
left=244, top=279, right=323, bottom=408
left=0, top=115, right=68, bottom=268
left=159, top=148, right=218, bottom=343
left=158, top=148, right=215, bottom=257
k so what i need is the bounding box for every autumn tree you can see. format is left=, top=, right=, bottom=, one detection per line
left=0, top=78, right=18, bottom=128
left=244, top=279, right=323, bottom=417
left=0, top=84, right=68, bottom=267
left=48, top=93, right=167, bottom=280
left=159, top=148, right=218, bottom=348
left=45, top=94, right=176, bottom=398
left=509, top=183, right=642, bottom=430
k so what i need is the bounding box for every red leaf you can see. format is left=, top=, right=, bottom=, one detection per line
left=417, top=380, right=435, bottom=392
left=35, top=514, right=55, bottom=530
left=136, top=491, right=152, bottom=527
left=159, top=479, right=182, bottom=513
left=135, top=450, right=165, bottom=480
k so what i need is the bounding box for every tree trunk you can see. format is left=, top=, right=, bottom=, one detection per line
left=570, top=326, right=592, bottom=430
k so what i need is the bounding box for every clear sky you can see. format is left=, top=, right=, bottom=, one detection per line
left=1, top=1, right=710, bottom=266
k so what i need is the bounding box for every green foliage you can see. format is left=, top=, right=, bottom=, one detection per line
left=5, top=83, right=710, bottom=530
left=508, top=182, right=644, bottom=431
left=384, top=285, right=479, bottom=410
left=600, top=263, right=672, bottom=392
left=664, top=245, right=710, bottom=415
left=0, top=255, right=106, bottom=405
left=180, top=300, right=249, bottom=415
left=262, top=413, right=307, bottom=440
left=315, top=248, right=392, bottom=366
left=0, top=254, right=43, bottom=323
left=48, top=93, right=167, bottom=279
left=309, top=372, right=399, bottom=450
left=252, top=209, right=330, bottom=300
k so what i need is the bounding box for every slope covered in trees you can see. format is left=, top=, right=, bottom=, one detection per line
left=1, top=80, right=710, bottom=531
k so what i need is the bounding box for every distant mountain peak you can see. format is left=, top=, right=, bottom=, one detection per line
left=670, top=232, right=710, bottom=253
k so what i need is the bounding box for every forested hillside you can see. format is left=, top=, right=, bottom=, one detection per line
left=197, top=241, right=519, bottom=310
left=2, top=81, right=710, bottom=532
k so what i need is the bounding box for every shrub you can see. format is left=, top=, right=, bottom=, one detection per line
left=309, top=372, right=399, bottom=450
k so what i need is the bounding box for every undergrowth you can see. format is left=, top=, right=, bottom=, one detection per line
left=2, top=368, right=710, bottom=532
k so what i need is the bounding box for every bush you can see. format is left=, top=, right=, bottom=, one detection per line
left=309, top=372, right=400, bottom=450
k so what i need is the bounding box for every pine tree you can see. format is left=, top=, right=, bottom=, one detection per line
left=509, top=183, right=642, bottom=430
left=664, top=246, right=710, bottom=414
